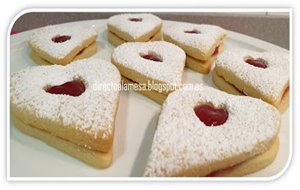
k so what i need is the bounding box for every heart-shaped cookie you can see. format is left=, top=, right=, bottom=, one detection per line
left=10, top=58, right=121, bottom=153
left=107, top=13, right=162, bottom=44
left=111, top=41, right=185, bottom=104
left=163, top=22, right=227, bottom=61
left=111, top=41, right=185, bottom=86
left=144, top=86, right=280, bottom=177
left=213, top=49, right=289, bottom=111
left=29, top=25, right=98, bottom=65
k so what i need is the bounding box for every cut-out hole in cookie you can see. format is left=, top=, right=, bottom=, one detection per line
left=128, top=18, right=143, bottom=22
left=184, top=29, right=201, bottom=34
left=45, top=79, right=85, bottom=97
left=194, top=104, right=228, bottom=127
left=211, top=46, right=220, bottom=56
left=140, top=52, right=163, bottom=62
left=244, top=56, right=268, bottom=69
left=51, top=35, right=71, bottom=43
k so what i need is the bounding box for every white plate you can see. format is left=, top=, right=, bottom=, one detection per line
left=9, top=19, right=290, bottom=178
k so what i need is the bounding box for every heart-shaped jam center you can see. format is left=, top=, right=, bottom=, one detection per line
left=51, top=35, right=71, bottom=43
left=244, top=57, right=268, bottom=69
left=129, top=18, right=143, bottom=22
left=45, top=80, right=85, bottom=97
left=211, top=46, right=219, bottom=56
left=140, top=54, right=162, bottom=62
left=194, top=104, right=228, bottom=127
left=184, top=29, right=201, bottom=34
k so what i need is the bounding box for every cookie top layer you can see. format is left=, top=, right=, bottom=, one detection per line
left=144, top=86, right=280, bottom=177
left=10, top=58, right=121, bottom=139
left=107, top=13, right=162, bottom=40
left=163, top=22, right=226, bottom=56
left=29, top=25, right=98, bottom=59
left=215, top=49, right=289, bottom=101
left=111, top=41, right=186, bottom=85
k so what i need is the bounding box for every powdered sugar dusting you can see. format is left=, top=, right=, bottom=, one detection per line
left=215, top=49, right=289, bottom=101
left=10, top=58, right=121, bottom=139
left=107, top=14, right=162, bottom=40
left=111, top=41, right=186, bottom=85
left=29, top=25, right=98, bottom=59
left=144, top=86, right=280, bottom=177
left=163, top=22, right=226, bottom=54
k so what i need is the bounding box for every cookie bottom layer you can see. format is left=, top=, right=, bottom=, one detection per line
left=30, top=42, right=97, bottom=65
left=212, top=70, right=289, bottom=112
left=122, top=77, right=167, bottom=105
left=107, top=30, right=162, bottom=47
left=186, top=44, right=224, bottom=74
left=207, top=137, right=280, bottom=177
left=12, top=115, right=112, bottom=169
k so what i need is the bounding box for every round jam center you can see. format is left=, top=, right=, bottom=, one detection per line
left=51, top=35, right=71, bottom=43
left=184, top=29, right=201, bottom=34
left=245, top=58, right=268, bottom=68
left=129, top=18, right=143, bottom=22
left=45, top=80, right=85, bottom=97
left=194, top=104, right=228, bottom=127
left=141, top=54, right=162, bottom=62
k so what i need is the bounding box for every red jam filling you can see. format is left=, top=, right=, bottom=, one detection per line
left=211, top=46, right=219, bottom=56
left=141, top=54, right=162, bottom=62
left=76, top=48, right=85, bottom=56
left=194, top=104, right=228, bottom=127
left=184, top=29, right=201, bottom=34
left=245, top=58, right=268, bottom=69
left=51, top=35, right=71, bottom=43
left=129, top=18, right=143, bottom=22
left=45, top=80, right=85, bottom=97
